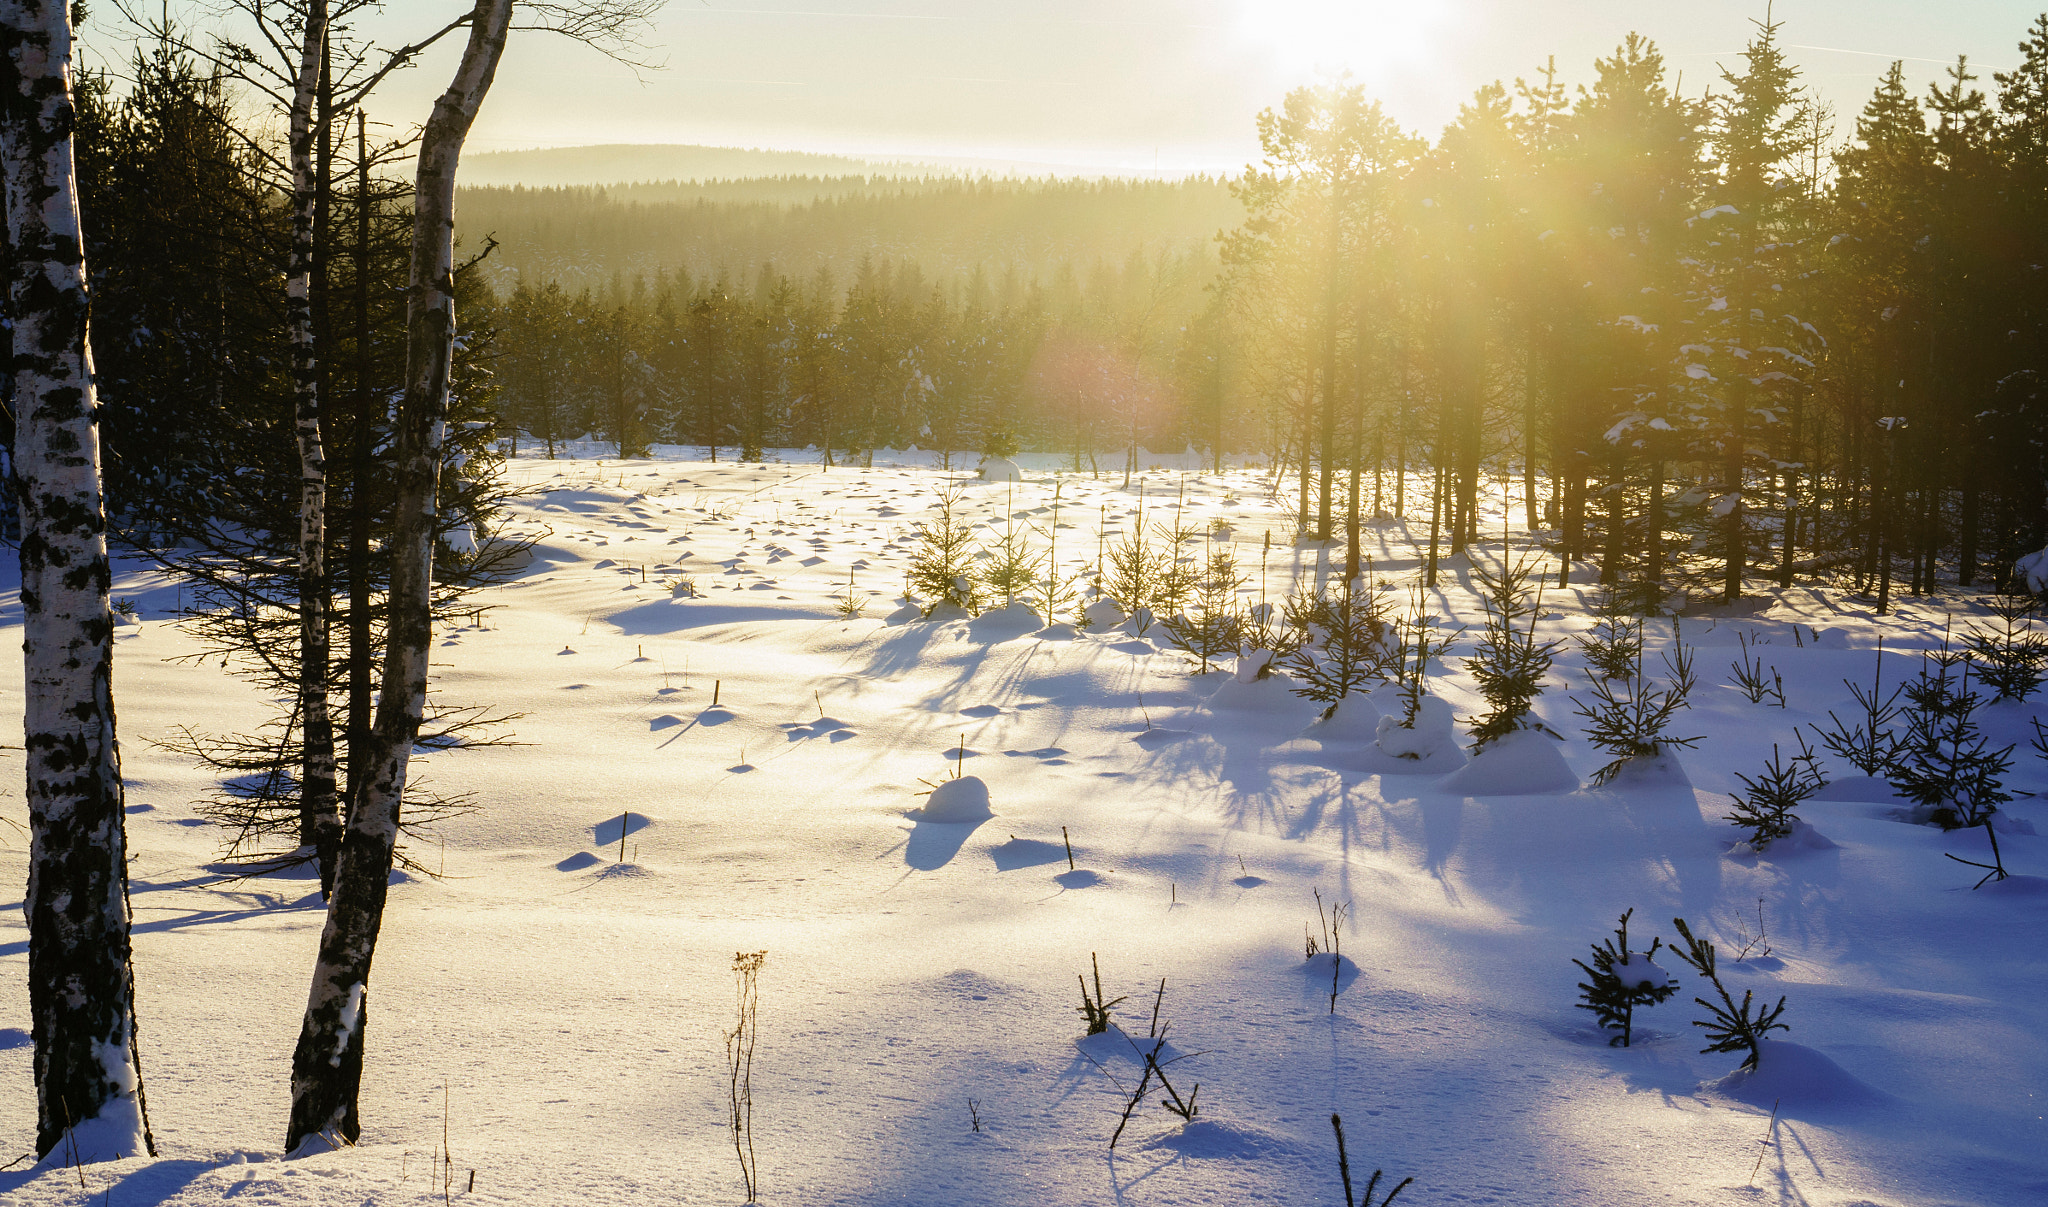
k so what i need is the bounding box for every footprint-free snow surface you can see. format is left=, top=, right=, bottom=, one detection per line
left=3, top=446, right=2045, bottom=1206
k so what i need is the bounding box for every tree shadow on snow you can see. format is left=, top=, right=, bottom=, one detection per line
left=903, top=817, right=987, bottom=870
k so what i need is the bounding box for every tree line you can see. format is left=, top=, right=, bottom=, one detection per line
left=484, top=15, right=2048, bottom=613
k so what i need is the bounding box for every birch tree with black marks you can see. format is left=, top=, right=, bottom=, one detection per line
left=284, top=0, right=661, bottom=1154
left=1, top=0, right=155, bottom=1162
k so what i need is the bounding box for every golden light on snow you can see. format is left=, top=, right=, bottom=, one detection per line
left=1232, top=0, right=1461, bottom=79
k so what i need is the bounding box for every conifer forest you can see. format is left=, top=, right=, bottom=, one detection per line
left=3, top=3, right=2048, bottom=1206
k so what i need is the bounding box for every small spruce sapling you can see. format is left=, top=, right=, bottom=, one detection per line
left=1809, top=638, right=1902, bottom=775
left=1572, top=908, right=1679, bottom=1047
left=1160, top=550, right=1247, bottom=673
left=908, top=488, right=981, bottom=615
left=1076, top=952, right=1126, bottom=1035
left=1570, top=642, right=1703, bottom=786
left=1963, top=589, right=2048, bottom=702
left=1668, top=918, right=1788, bottom=1072
left=1577, top=589, right=1644, bottom=679
left=1464, top=553, right=1565, bottom=747
left=1283, top=576, right=1393, bottom=703
left=1386, top=592, right=1462, bottom=729
left=977, top=508, right=1038, bottom=607
left=1331, top=1114, right=1414, bottom=1207
left=1889, top=638, right=2014, bottom=829
left=1725, top=735, right=1826, bottom=850
left=1726, top=632, right=1786, bottom=706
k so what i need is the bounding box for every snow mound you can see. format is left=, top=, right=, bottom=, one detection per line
left=1136, top=1119, right=1298, bottom=1160
left=970, top=601, right=1043, bottom=635
left=2016, top=543, right=2048, bottom=594
left=1234, top=648, right=1277, bottom=684
left=1811, top=776, right=1904, bottom=803
left=1204, top=670, right=1308, bottom=715
left=923, top=601, right=972, bottom=623
left=1376, top=696, right=1458, bottom=760
left=1439, top=728, right=1578, bottom=795
left=1726, top=819, right=1837, bottom=859
left=1300, top=694, right=1381, bottom=742
left=1704, top=1041, right=1890, bottom=1115
left=917, top=775, right=993, bottom=822
left=1599, top=750, right=1693, bottom=790
left=1055, top=868, right=1105, bottom=888
left=977, top=456, right=1025, bottom=482
left=1082, top=596, right=1124, bottom=630
left=1121, top=606, right=1156, bottom=636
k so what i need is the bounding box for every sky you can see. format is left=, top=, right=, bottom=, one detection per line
left=87, top=1, right=2048, bottom=174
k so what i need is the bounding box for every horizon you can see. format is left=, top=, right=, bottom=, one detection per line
left=79, top=2, right=2048, bottom=177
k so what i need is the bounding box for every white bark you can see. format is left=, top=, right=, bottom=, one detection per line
left=286, top=0, right=513, bottom=1153
left=1, top=0, right=153, bottom=1161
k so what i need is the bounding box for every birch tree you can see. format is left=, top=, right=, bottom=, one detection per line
left=0, top=0, right=155, bottom=1163
left=285, top=0, right=659, bottom=1153
left=286, top=0, right=343, bottom=895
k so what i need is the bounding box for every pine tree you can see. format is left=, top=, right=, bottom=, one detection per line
left=1888, top=642, right=2015, bottom=829
left=1572, top=909, right=1679, bottom=1047
left=1725, top=736, right=1825, bottom=849
left=1464, top=554, right=1564, bottom=747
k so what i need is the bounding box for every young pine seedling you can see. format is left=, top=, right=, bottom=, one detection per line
left=1572, top=908, right=1679, bottom=1047
left=1668, top=918, right=1788, bottom=1072
left=1724, top=736, right=1826, bottom=851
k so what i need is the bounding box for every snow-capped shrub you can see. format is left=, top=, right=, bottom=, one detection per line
left=1464, top=554, right=1564, bottom=748
left=1572, top=908, right=1678, bottom=1047
left=1570, top=644, right=1702, bottom=786
left=1724, top=737, right=1825, bottom=850
left=1888, top=640, right=2014, bottom=829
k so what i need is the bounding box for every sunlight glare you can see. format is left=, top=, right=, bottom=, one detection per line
left=1234, top=0, right=1458, bottom=79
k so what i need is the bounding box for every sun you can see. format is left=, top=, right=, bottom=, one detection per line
left=1233, top=0, right=1457, bottom=80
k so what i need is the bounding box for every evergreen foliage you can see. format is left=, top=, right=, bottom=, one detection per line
left=1160, top=551, right=1247, bottom=673
left=1572, top=909, right=1679, bottom=1047
left=1669, top=918, right=1790, bottom=1072
left=1963, top=591, right=2048, bottom=702
left=907, top=489, right=981, bottom=615
left=1282, top=576, right=1393, bottom=702
left=1725, top=736, right=1826, bottom=849
left=1464, top=554, right=1564, bottom=746
left=1810, top=639, right=1904, bottom=775
left=1888, top=642, right=2015, bottom=829
left=1570, top=643, right=1703, bottom=786
left=1577, top=592, right=1645, bottom=680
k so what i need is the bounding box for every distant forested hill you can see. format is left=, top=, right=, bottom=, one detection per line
left=461, top=143, right=905, bottom=187
left=453, top=175, right=1240, bottom=298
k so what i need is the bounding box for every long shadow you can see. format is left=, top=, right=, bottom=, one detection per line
left=904, top=817, right=987, bottom=870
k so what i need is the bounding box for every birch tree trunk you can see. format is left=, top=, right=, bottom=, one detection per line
left=0, top=0, right=155, bottom=1162
left=289, top=0, right=342, bottom=897
left=285, top=0, right=512, bottom=1154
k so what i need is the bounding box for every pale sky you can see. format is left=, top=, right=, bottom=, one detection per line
left=92, top=2, right=2048, bottom=173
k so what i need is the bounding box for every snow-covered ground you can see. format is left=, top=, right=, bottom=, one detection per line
left=2, top=449, right=2045, bottom=1206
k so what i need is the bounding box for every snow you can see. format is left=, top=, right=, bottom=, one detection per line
left=914, top=775, right=994, bottom=823
left=1, top=450, right=2045, bottom=1206
left=976, top=456, right=1025, bottom=483
left=1437, top=727, right=1578, bottom=796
